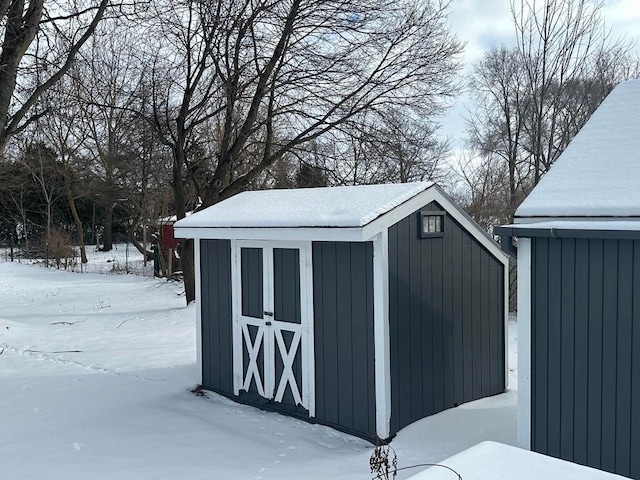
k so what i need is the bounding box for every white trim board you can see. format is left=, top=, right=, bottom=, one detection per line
left=517, top=238, right=532, bottom=449
left=373, top=230, right=391, bottom=440
left=194, top=239, right=203, bottom=385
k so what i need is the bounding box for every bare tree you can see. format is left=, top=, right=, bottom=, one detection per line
left=465, top=0, right=638, bottom=224
left=511, top=0, right=634, bottom=183
left=0, top=0, right=111, bottom=153
left=467, top=46, right=531, bottom=219
left=326, top=109, right=450, bottom=185
left=19, top=141, right=65, bottom=265
left=37, top=79, right=91, bottom=263
left=72, top=24, right=143, bottom=251
left=143, top=0, right=463, bottom=302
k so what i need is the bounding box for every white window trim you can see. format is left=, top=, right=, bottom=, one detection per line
left=517, top=238, right=532, bottom=449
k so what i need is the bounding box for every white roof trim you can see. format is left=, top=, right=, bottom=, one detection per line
left=175, top=226, right=365, bottom=242
left=515, top=216, right=640, bottom=225
left=508, top=219, right=640, bottom=232
left=174, top=184, right=508, bottom=265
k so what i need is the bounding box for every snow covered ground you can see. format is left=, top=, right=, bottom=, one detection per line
left=2, top=242, right=155, bottom=276
left=0, top=259, right=517, bottom=479
left=407, top=441, right=629, bottom=480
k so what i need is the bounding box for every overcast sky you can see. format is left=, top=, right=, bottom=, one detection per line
left=441, top=0, right=640, bottom=153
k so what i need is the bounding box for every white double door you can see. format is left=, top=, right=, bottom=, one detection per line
left=232, top=241, right=314, bottom=415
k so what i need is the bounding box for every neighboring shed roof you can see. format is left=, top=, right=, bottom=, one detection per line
left=175, top=181, right=434, bottom=229
left=516, top=79, right=640, bottom=220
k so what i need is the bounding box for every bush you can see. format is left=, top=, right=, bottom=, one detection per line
left=46, top=228, right=76, bottom=269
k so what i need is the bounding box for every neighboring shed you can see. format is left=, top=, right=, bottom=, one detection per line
left=496, top=79, right=640, bottom=478
left=174, top=181, right=509, bottom=442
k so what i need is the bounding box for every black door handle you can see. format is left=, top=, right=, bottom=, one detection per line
left=264, top=311, right=273, bottom=317
left=265, top=321, right=272, bottom=326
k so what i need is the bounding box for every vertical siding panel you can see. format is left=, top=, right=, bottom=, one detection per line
left=480, top=251, right=491, bottom=398
left=573, top=238, right=589, bottom=465
left=533, top=237, right=549, bottom=454
left=365, top=242, right=376, bottom=437
left=601, top=240, right=619, bottom=473
left=336, top=243, right=354, bottom=429
left=351, top=244, right=368, bottom=433
left=451, top=224, right=464, bottom=406
left=397, top=218, right=412, bottom=429
left=488, top=259, right=499, bottom=395
left=323, top=243, right=339, bottom=424
left=313, top=243, right=325, bottom=421
left=421, top=225, right=434, bottom=417
left=199, top=240, right=232, bottom=394
left=312, top=242, right=375, bottom=438
left=218, top=240, right=233, bottom=393
left=409, top=216, right=423, bottom=420
left=442, top=216, right=455, bottom=409
left=432, top=235, right=444, bottom=413
left=587, top=239, right=604, bottom=468
left=631, top=240, right=640, bottom=479
left=201, top=241, right=212, bottom=388
left=462, top=232, right=474, bottom=402
left=498, top=264, right=505, bottom=389
left=615, top=240, right=633, bottom=477
left=560, top=238, right=575, bottom=461
left=471, top=242, right=482, bottom=399
left=547, top=238, right=562, bottom=458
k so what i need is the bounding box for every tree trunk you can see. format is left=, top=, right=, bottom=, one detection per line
left=102, top=203, right=113, bottom=251
left=65, top=178, right=87, bottom=263
left=180, top=238, right=195, bottom=304
left=171, top=141, right=196, bottom=303
left=127, top=224, right=154, bottom=261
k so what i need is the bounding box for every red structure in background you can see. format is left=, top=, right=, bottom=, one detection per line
left=160, top=224, right=180, bottom=249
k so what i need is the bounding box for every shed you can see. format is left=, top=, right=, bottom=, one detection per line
left=174, top=181, right=509, bottom=442
left=496, top=79, right=640, bottom=478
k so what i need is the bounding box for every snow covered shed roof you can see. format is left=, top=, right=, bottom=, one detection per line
left=173, top=182, right=507, bottom=262
left=516, top=79, right=640, bottom=221
left=175, top=181, right=434, bottom=230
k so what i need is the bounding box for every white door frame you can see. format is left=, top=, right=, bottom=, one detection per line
left=231, top=240, right=315, bottom=417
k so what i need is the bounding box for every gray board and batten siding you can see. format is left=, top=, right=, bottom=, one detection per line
left=529, top=235, right=640, bottom=478
left=312, top=241, right=376, bottom=439
left=200, top=239, right=234, bottom=395
left=388, top=201, right=506, bottom=435
left=199, top=238, right=376, bottom=439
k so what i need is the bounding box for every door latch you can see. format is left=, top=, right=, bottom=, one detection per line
left=264, top=311, right=274, bottom=317
left=265, top=321, right=272, bottom=326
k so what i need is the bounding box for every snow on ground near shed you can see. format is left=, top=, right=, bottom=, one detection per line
left=0, top=260, right=516, bottom=479
left=406, top=441, right=628, bottom=480
left=516, top=79, right=640, bottom=218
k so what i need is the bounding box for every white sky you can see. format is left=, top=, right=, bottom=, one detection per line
left=441, top=0, right=640, bottom=154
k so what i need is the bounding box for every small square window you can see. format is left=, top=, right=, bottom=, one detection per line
left=419, top=211, right=445, bottom=238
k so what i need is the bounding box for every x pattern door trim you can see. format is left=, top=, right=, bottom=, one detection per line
left=231, top=240, right=315, bottom=416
